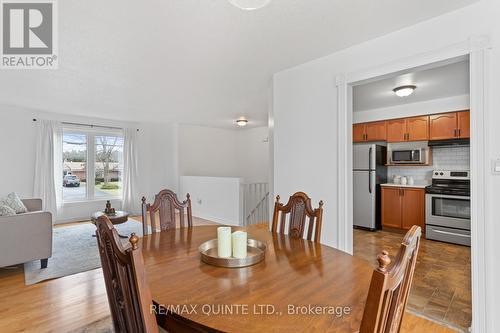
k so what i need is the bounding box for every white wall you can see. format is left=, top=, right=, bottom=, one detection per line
left=273, top=1, right=500, bottom=331
left=180, top=176, right=243, bottom=225
left=353, top=94, right=470, bottom=123
left=0, top=105, right=178, bottom=223
left=178, top=124, right=269, bottom=183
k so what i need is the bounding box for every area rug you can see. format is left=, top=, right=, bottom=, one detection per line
left=23, top=219, right=144, bottom=285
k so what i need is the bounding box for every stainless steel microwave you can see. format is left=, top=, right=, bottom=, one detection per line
left=391, top=149, right=424, bottom=164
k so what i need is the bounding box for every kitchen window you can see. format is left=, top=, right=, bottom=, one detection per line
left=62, top=127, right=124, bottom=202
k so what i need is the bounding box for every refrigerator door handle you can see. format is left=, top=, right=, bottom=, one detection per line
left=368, top=146, right=373, bottom=194
left=368, top=146, right=373, bottom=170
left=368, top=171, right=372, bottom=194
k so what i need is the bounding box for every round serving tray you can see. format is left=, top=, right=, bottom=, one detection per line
left=199, top=238, right=267, bottom=268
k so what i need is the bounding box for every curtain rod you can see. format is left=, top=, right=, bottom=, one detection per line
left=32, top=118, right=139, bottom=131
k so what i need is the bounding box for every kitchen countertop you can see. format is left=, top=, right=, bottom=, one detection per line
left=381, top=183, right=429, bottom=189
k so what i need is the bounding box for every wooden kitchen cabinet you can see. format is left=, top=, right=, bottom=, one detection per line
left=381, top=187, right=403, bottom=228
left=401, top=188, right=425, bottom=230
left=407, top=116, right=430, bottom=141
left=353, top=123, right=366, bottom=142
left=457, top=111, right=470, bottom=138
left=354, top=110, right=469, bottom=143
left=386, top=116, right=429, bottom=142
left=353, top=121, right=386, bottom=142
left=429, top=112, right=457, bottom=140
left=429, top=110, right=470, bottom=140
left=381, top=186, right=425, bottom=232
left=386, top=119, right=406, bottom=142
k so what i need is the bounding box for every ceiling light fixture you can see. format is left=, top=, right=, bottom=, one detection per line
left=393, top=85, right=417, bottom=97
left=236, top=118, right=248, bottom=127
left=228, top=0, right=271, bottom=11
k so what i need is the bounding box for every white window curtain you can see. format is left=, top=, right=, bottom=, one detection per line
left=33, top=120, right=62, bottom=218
left=122, top=128, right=139, bottom=214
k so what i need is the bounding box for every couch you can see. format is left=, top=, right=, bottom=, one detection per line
left=0, top=199, right=53, bottom=268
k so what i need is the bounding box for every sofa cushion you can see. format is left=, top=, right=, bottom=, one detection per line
left=0, top=205, right=16, bottom=216
left=0, top=192, right=28, bottom=214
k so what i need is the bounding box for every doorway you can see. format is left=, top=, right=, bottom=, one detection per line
left=335, top=37, right=489, bottom=333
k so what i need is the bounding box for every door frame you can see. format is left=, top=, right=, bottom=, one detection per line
left=336, top=35, right=490, bottom=333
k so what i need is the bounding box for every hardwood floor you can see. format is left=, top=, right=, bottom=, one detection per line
left=354, top=228, right=471, bottom=332
left=0, top=218, right=462, bottom=333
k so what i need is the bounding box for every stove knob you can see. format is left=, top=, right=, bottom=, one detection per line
left=435, top=172, right=439, bottom=175
left=440, top=172, right=444, bottom=176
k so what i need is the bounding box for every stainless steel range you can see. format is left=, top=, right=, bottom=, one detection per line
left=425, top=170, right=470, bottom=246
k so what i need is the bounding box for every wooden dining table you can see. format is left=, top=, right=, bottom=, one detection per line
left=141, top=224, right=374, bottom=333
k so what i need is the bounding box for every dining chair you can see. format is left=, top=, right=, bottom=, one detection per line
left=271, top=192, right=324, bottom=242
left=95, top=215, right=159, bottom=333
left=359, top=225, right=422, bottom=333
left=141, top=189, right=192, bottom=235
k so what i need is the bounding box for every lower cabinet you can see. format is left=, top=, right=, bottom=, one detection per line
left=381, top=187, right=425, bottom=233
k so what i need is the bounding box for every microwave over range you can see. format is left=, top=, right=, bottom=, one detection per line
left=390, top=148, right=426, bottom=164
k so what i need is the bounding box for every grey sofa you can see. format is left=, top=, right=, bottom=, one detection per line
left=0, top=199, right=52, bottom=268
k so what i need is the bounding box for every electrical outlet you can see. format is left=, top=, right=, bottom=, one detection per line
left=493, top=159, right=500, bottom=175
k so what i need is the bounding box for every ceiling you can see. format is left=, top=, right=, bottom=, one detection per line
left=353, top=59, right=470, bottom=112
left=0, top=0, right=477, bottom=128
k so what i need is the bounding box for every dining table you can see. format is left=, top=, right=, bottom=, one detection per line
left=141, top=224, right=374, bottom=333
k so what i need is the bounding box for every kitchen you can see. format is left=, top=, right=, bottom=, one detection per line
left=351, top=58, right=471, bottom=332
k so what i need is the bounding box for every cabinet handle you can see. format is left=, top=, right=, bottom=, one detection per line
left=454, top=129, right=458, bottom=137
left=458, top=129, right=461, bottom=137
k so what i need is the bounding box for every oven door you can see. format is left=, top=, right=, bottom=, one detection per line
left=425, top=193, right=470, bottom=230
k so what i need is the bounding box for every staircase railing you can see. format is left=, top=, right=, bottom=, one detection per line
left=242, top=183, right=269, bottom=226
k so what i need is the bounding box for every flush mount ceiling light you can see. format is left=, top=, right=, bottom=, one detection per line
left=228, top=0, right=271, bottom=11
left=393, top=85, right=417, bottom=97
left=236, top=118, right=249, bottom=127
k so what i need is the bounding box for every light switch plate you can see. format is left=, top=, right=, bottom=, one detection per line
left=493, top=159, right=500, bottom=174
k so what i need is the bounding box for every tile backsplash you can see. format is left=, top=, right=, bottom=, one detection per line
left=388, top=146, right=470, bottom=183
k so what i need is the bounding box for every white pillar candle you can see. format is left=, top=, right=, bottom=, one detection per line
left=232, top=231, right=247, bottom=259
left=217, top=227, right=232, bottom=258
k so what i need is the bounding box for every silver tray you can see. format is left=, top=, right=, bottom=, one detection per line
left=199, top=238, right=267, bottom=268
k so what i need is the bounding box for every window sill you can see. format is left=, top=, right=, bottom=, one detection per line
left=62, top=198, right=122, bottom=206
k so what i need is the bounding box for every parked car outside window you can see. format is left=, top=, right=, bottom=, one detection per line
left=63, top=175, right=81, bottom=187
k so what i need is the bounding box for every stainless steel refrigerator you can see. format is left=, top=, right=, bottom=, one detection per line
left=353, top=143, right=387, bottom=230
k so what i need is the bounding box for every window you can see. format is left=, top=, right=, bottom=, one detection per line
left=94, top=135, right=124, bottom=199
left=62, top=128, right=124, bottom=202
left=63, top=132, right=87, bottom=201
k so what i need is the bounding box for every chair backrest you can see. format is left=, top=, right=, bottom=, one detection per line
left=271, top=192, right=324, bottom=242
left=141, top=189, right=192, bottom=235
left=360, top=225, right=422, bottom=333
left=95, top=216, right=159, bottom=333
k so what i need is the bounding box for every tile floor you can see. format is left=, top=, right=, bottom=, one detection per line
left=353, top=228, right=471, bottom=332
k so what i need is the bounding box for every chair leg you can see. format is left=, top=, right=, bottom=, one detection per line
left=41, top=258, right=48, bottom=269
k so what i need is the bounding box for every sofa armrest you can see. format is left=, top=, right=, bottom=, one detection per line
left=22, top=199, right=43, bottom=212
left=0, top=211, right=53, bottom=267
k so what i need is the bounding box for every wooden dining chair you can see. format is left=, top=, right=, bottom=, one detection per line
left=359, top=225, right=422, bottom=333
left=95, top=215, right=159, bottom=333
left=141, top=189, right=192, bottom=235
left=271, top=192, right=324, bottom=242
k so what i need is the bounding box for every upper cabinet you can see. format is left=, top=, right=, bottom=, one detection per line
left=353, top=121, right=386, bottom=142
left=386, top=119, right=406, bottom=142
left=457, top=111, right=470, bottom=138
left=386, top=116, right=429, bottom=142
left=353, top=123, right=366, bottom=142
left=354, top=110, right=470, bottom=143
left=429, top=110, right=470, bottom=140
left=407, top=116, right=430, bottom=141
